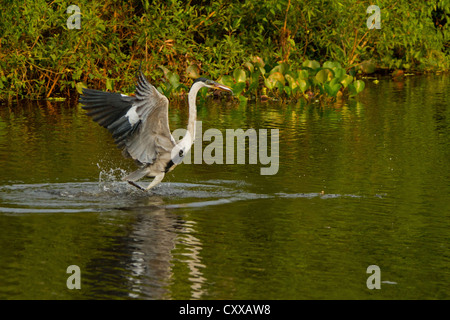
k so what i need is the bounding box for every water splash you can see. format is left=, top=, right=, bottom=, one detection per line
left=97, top=164, right=129, bottom=193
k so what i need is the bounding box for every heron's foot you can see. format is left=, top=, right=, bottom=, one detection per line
left=127, top=180, right=146, bottom=191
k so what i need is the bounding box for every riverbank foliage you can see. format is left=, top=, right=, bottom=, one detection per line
left=0, top=0, right=448, bottom=101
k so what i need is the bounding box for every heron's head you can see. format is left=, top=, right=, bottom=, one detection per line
left=194, top=77, right=233, bottom=93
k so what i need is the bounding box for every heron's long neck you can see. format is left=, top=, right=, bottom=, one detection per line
left=184, top=82, right=203, bottom=146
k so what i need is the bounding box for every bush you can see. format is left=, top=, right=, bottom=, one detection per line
left=0, top=0, right=448, bottom=100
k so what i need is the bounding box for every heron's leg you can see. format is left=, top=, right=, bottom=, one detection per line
left=127, top=180, right=146, bottom=191
left=145, top=173, right=165, bottom=191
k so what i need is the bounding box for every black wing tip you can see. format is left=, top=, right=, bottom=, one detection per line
left=81, top=87, right=102, bottom=95
left=79, top=88, right=103, bottom=109
left=135, top=71, right=153, bottom=96
left=135, top=61, right=145, bottom=79
left=79, top=88, right=104, bottom=103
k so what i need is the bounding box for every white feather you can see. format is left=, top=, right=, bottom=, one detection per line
left=125, top=105, right=140, bottom=125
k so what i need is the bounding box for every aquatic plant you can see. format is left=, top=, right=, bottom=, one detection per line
left=217, top=58, right=365, bottom=103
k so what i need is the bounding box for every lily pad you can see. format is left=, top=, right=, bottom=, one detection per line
left=270, top=62, right=289, bottom=75
left=354, top=79, right=365, bottom=93
left=323, top=61, right=341, bottom=69
left=268, top=72, right=285, bottom=84
left=285, top=74, right=298, bottom=90
left=315, top=69, right=333, bottom=83
left=340, top=74, right=353, bottom=88
left=233, top=68, right=247, bottom=83
left=186, top=64, right=201, bottom=79
left=298, top=79, right=309, bottom=92
left=348, top=80, right=365, bottom=96
left=298, top=69, right=309, bottom=80
left=220, top=75, right=234, bottom=88
left=251, top=56, right=265, bottom=68
left=324, top=83, right=341, bottom=97
left=264, top=72, right=284, bottom=90
left=243, top=62, right=254, bottom=73
left=302, top=60, right=320, bottom=70
left=332, top=68, right=346, bottom=81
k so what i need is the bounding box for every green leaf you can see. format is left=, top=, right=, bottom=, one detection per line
left=248, top=79, right=259, bottom=92
left=347, top=80, right=365, bottom=96
left=348, top=83, right=356, bottom=96
left=270, top=62, right=289, bottom=75
left=298, top=69, right=309, bottom=80
left=106, top=78, right=113, bottom=91
left=75, top=82, right=87, bottom=94
left=353, top=80, right=365, bottom=93
left=323, top=61, right=341, bottom=69
left=167, top=71, right=180, bottom=88
left=324, top=83, right=341, bottom=97
left=233, top=68, right=246, bottom=83
left=231, top=82, right=246, bottom=95
left=302, top=60, right=320, bottom=70
left=159, top=65, right=170, bottom=78
left=221, top=75, right=234, bottom=87
left=186, top=64, right=201, bottom=79
left=268, top=72, right=285, bottom=85
left=265, top=73, right=285, bottom=90
left=315, top=69, right=333, bottom=84
left=285, top=74, right=298, bottom=90
left=264, top=77, right=276, bottom=90
left=329, top=77, right=339, bottom=87
left=258, top=66, right=266, bottom=76
left=73, top=69, right=82, bottom=80
left=252, top=56, right=265, bottom=68
left=243, top=62, right=254, bottom=73
left=284, top=86, right=291, bottom=96
left=298, top=79, right=309, bottom=92
left=340, top=74, right=353, bottom=88
left=332, top=68, right=346, bottom=81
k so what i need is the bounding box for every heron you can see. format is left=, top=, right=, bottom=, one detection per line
left=79, top=71, right=232, bottom=191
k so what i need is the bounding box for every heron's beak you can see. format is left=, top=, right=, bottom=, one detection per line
left=212, top=82, right=233, bottom=94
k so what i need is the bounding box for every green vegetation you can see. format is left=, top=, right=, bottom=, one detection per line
left=0, top=0, right=448, bottom=101
left=219, top=59, right=365, bottom=103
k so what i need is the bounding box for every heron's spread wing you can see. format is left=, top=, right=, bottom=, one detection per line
left=80, top=72, right=176, bottom=165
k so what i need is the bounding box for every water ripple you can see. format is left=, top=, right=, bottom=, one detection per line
left=0, top=180, right=367, bottom=215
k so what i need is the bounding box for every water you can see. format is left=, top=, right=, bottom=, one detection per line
left=0, top=74, right=449, bottom=299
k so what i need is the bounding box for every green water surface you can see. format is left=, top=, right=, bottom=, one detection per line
left=0, top=74, right=449, bottom=299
